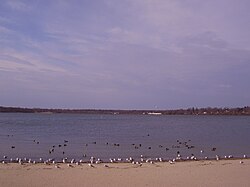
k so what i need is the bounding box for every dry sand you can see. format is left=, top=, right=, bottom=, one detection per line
left=0, top=159, right=249, bottom=187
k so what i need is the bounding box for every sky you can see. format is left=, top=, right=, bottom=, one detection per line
left=0, top=0, right=250, bottom=109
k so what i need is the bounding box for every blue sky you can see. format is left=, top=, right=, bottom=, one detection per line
left=0, top=0, right=250, bottom=109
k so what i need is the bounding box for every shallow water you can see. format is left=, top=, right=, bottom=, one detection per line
left=0, top=113, right=250, bottom=161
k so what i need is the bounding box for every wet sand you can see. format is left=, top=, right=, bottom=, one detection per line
left=0, top=159, right=249, bottom=187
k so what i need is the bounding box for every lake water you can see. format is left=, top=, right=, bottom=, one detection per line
left=0, top=113, right=250, bottom=162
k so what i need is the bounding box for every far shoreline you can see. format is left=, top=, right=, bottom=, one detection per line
left=0, top=106, right=250, bottom=115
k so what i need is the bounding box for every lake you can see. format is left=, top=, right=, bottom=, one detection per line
left=0, top=113, right=249, bottom=162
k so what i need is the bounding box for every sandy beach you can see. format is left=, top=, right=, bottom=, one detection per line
left=0, top=159, right=249, bottom=187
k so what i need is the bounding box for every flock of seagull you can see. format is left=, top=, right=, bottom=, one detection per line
left=1, top=153, right=248, bottom=168
left=1, top=135, right=248, bottom=167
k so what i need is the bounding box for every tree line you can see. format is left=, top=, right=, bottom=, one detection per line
left=0, top=106, right=249, bottom=115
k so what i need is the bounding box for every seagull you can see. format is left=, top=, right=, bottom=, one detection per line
left=95, top=160, right=101, bottom=164
left=88, top=163, right=94, bottom=167
left=228, top=155, right=233, bottom=159
left=169, top=160, right=174, bottom=164
left=67, top=164, right=73, bottom=167
left=216, top=155, right=220, bottom=161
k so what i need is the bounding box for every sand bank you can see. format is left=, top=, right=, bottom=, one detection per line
left=0, top=159, right=249, bottom=187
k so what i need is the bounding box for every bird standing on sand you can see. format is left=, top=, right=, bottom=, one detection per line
left=88, top=163, right=94, bottom=167
left=67, top=164, right=73, bottom=167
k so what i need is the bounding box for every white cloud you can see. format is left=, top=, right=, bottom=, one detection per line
left=6, top=1, right=31, bottom=11
left=0, top=48, right=68, bottom=74
left=0, top=25, right=12, bottom=34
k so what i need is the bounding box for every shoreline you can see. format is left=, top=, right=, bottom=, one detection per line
left=1, top=155, right=248, bottom=164
left=1, top=159, right=250, bottom=187
left=1, top=106, right=250, bottom=115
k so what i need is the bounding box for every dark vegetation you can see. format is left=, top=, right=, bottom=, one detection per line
left=0, top=106, right=249, bottom=115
